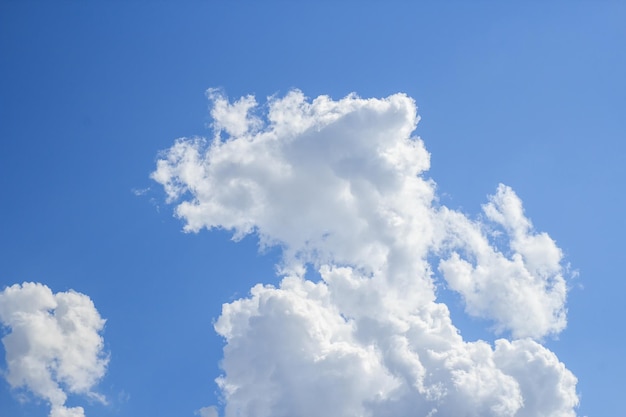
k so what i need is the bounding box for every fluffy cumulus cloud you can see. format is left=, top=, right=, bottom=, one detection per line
left=153, top=90, right=578, bottom=416
left=0, top=282, right=109, bottom=417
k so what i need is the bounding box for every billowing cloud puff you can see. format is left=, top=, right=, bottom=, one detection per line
left=152, top=90, right=578, bottom=416
left=438, top=185, right=567, bottom=339
left=0, top=282, right=109, bottom=417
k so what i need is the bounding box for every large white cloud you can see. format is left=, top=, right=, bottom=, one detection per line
left=0, top=282, right=109, bottom=417
left=153, top=90, right=578, bottom=416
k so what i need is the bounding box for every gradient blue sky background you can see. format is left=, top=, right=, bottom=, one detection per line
left=1, top=2, right=625, bottom=417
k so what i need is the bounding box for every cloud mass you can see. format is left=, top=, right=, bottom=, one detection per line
left=153, top=90, right=578, bottom=416
left=0, top=282, right=109, bottom=417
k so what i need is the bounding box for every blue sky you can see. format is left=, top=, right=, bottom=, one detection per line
left=0, top=2, right=624, bottom=417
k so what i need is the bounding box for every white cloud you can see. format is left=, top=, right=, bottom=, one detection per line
left=208, top=88, right=262, bottom=138
left=438, top=184, right=567, bottom=339
left=153, top=90, right=578, bottom=416
left=0, top=282, right=109, bottom=417
left=196, top=405, right=220, bottom=417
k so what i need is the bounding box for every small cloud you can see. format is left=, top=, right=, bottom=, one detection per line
left=0, top=282, right=109, bottom=417
left=131, top=187, right=150, bottom=196
left=196, top=405, right=219, bottom=417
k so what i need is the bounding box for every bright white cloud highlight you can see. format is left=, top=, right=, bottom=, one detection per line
left=153, top=90, right=578, bottom=416
left=438, top=184, right=567, bottom=339
left=0, top=282, right=109, bottom=417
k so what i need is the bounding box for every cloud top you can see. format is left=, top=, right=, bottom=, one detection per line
left=153, top=90, right=577, bottom=416
left=0, top=282, right=109, bottom=417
